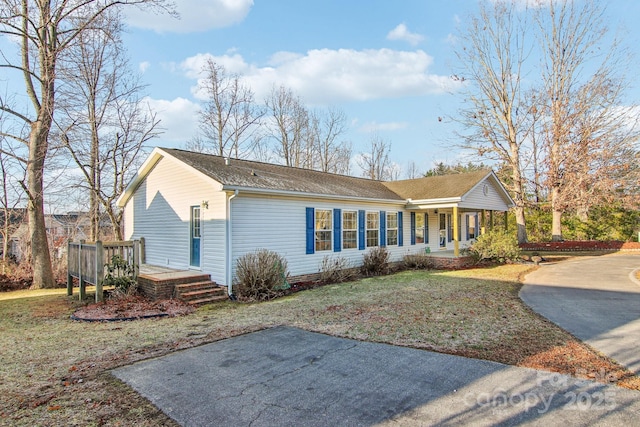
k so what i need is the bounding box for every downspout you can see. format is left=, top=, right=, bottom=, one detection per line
left=226, top=190, right=239, bottom=299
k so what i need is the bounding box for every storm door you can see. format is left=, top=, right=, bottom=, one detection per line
left=190, top=206, right=201, bottom=267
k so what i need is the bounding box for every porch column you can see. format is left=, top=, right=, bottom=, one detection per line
left=481, top=210, right=487, bottom=235
left=453, top=206, right=459, bottom=257
left=489, top=210, right=494, bottom=230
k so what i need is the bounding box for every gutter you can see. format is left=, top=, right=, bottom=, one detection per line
left=220, top=185, right=406, bottom=206
left=225, top=189, right=239, bottom=299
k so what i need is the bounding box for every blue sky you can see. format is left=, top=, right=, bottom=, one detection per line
left=120, top=0, right=640, bottom=177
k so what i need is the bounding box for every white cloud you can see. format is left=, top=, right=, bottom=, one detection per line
left=386, top=24, right=425, bottom=46
left=180, top=48, right=460, bottom=105
left=145, top=97, right=200, bottom=144
left=358, top=121, right=409, bottom=133
left=139, top=61, right=151, bottom=73
left=125, top=0, right=253, bottom=33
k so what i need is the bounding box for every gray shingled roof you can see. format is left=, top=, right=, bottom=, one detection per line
left=383, top=169, right=492, bottom=200
left=162, top=148, right=403, bottom=200
left=161, top=148, right=493, bottom=202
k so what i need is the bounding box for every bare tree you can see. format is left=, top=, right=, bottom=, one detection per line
left=264, top=85, right=309, bottom=167
left=309, top=107, right=351, bottom=174
left=57, top=10, right=161, bottom=241
left=358, top=134, right=392, bottom=180
left=405, top=161, right=421, bottom=179
left=536, top=0, right=639, bottom=240
left=0, top=140, right=24, bottom=269
left=0, top=0, right=173, bottom=288
left=189, top=59, right=263, bottom=159
left=454, top=0, right=532, bottom=243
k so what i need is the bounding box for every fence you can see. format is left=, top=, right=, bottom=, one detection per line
left=67, top=239, right=144, bottom=302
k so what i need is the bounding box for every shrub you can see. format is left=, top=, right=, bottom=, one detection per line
left=361, top=246, right=390, bottom=276
left=103, top=255, right=138, bottom=298
left=318, top=255, right=354, bottom=284
left=235, top=249, right=290, bottom=301
left=468, top=229, right=521, bottom=264
left=402, top=253, right=434, bottom=270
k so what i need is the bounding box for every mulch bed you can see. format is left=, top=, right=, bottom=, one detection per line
left=520, top=240, right=640, bottom=251
left=72, top=295, right=195, bottom=321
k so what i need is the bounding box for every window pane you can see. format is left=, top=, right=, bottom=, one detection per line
left=366, top=212, right=378, bottom=229
left=387, top=229, right=398, bottom=246
left=343, top=211, right=357, bottom=230
left=367, top=230, right=379, bottom=247
left=343, top=230, right=357, bottom=249
left=387, top=213, right=397, bottom=229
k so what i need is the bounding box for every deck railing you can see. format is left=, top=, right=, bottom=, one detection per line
left=67, top=239, right=144, bottom=302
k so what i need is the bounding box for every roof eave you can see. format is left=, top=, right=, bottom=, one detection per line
left=222, top=185, right=406, bottom=205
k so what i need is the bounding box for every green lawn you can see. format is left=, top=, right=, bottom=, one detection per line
left=1, top=263, right=636, bottom=426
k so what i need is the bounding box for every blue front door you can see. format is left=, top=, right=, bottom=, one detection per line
left=190, top=206, right=201, bottom=267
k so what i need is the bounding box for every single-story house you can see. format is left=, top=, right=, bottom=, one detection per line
left=116, top=147, right=514, bottom=296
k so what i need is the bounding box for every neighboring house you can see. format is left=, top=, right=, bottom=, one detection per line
left=8, top=211, right=115, bottom=261
left=117, top=148, right=514, bottom=295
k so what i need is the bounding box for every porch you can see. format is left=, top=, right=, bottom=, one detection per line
left=138, top=264, right=229, bottom=305
left=425, top=250, right=475, bottom=269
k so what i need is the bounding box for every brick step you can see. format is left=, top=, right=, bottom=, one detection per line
left=186, top=294, right=230, bottom=306
left=175, top=281, right=219, bottom=293
left=180, top=287, right=226, bottom=300
left=174, top=280, right=229, bottom=306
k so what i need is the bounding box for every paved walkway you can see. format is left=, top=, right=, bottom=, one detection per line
left=113, top=326, right=640, bottom=426
left=521, top=253, right=640, bottom=374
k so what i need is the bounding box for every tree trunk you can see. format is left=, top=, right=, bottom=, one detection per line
left=551, top=182, right=563, bottom=241
left=28, top=120, right=55, bottom=289
left=514, top=205, right=527, bottom=244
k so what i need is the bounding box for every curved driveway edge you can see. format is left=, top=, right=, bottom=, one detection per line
left=112, top=326, right=640, bottom=426
left=521, top=254, right=640, bottom=374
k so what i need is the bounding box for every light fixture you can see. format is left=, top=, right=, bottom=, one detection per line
left=201, top=200, right=209, bottom=209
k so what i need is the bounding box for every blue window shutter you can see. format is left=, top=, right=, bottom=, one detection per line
left=447, top=214, right=452, bottom=242
left=358, top=210, right=365, bottom=250
left=306, top=207, right=315, bottom=254
left=410, top=212, right=416, bottom=245
left=398, top=211, right=403, bottom=247
left=380, top=211, right=386, bottom=247
left=333, top=208, right=341, bottom=252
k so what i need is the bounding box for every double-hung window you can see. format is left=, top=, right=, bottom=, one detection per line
left=315, top=209, right=332, bottom=251
left=387, top=212, right=398, bottom=246
left=415, top=214, right=425, bottom=244
left=366, top=211, right=379, bottom=247
left=342, top=211, right=357, bottom=249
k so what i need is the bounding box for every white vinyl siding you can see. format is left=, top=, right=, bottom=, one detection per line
left=231, top=195, right=408, bottom=277
left=123, top=156, right=227, bottom=284
left=460, top=179, right=511, bottom=211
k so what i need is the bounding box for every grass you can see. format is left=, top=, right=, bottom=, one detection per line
left=1, top=263, right=638, bottom=426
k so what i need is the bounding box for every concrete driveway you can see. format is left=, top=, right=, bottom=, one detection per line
left=521, top=253, right=640, bottom=374
left=112, top=326, right=640, bottom=426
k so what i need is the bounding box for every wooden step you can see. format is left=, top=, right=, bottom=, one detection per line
left=174, top=280, right=229, bottom=306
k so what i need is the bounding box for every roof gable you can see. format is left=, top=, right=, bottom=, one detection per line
left=382, top=169, right=492, bottom=201
left=161, top=148, right=403, bottom=201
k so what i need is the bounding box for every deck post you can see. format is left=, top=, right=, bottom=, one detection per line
left=79, top=240, right=86, bottom=300
left=133, top=240, right=140, bottom=279
left=67, top=241, right=73, bottom=296
left=96, top=241, right=104, bottom=302
left=453, top=206, right=459, bottom=257
left=489, top=210, right=494, bottom=230
left=139, top=237, right=146, bottom=264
